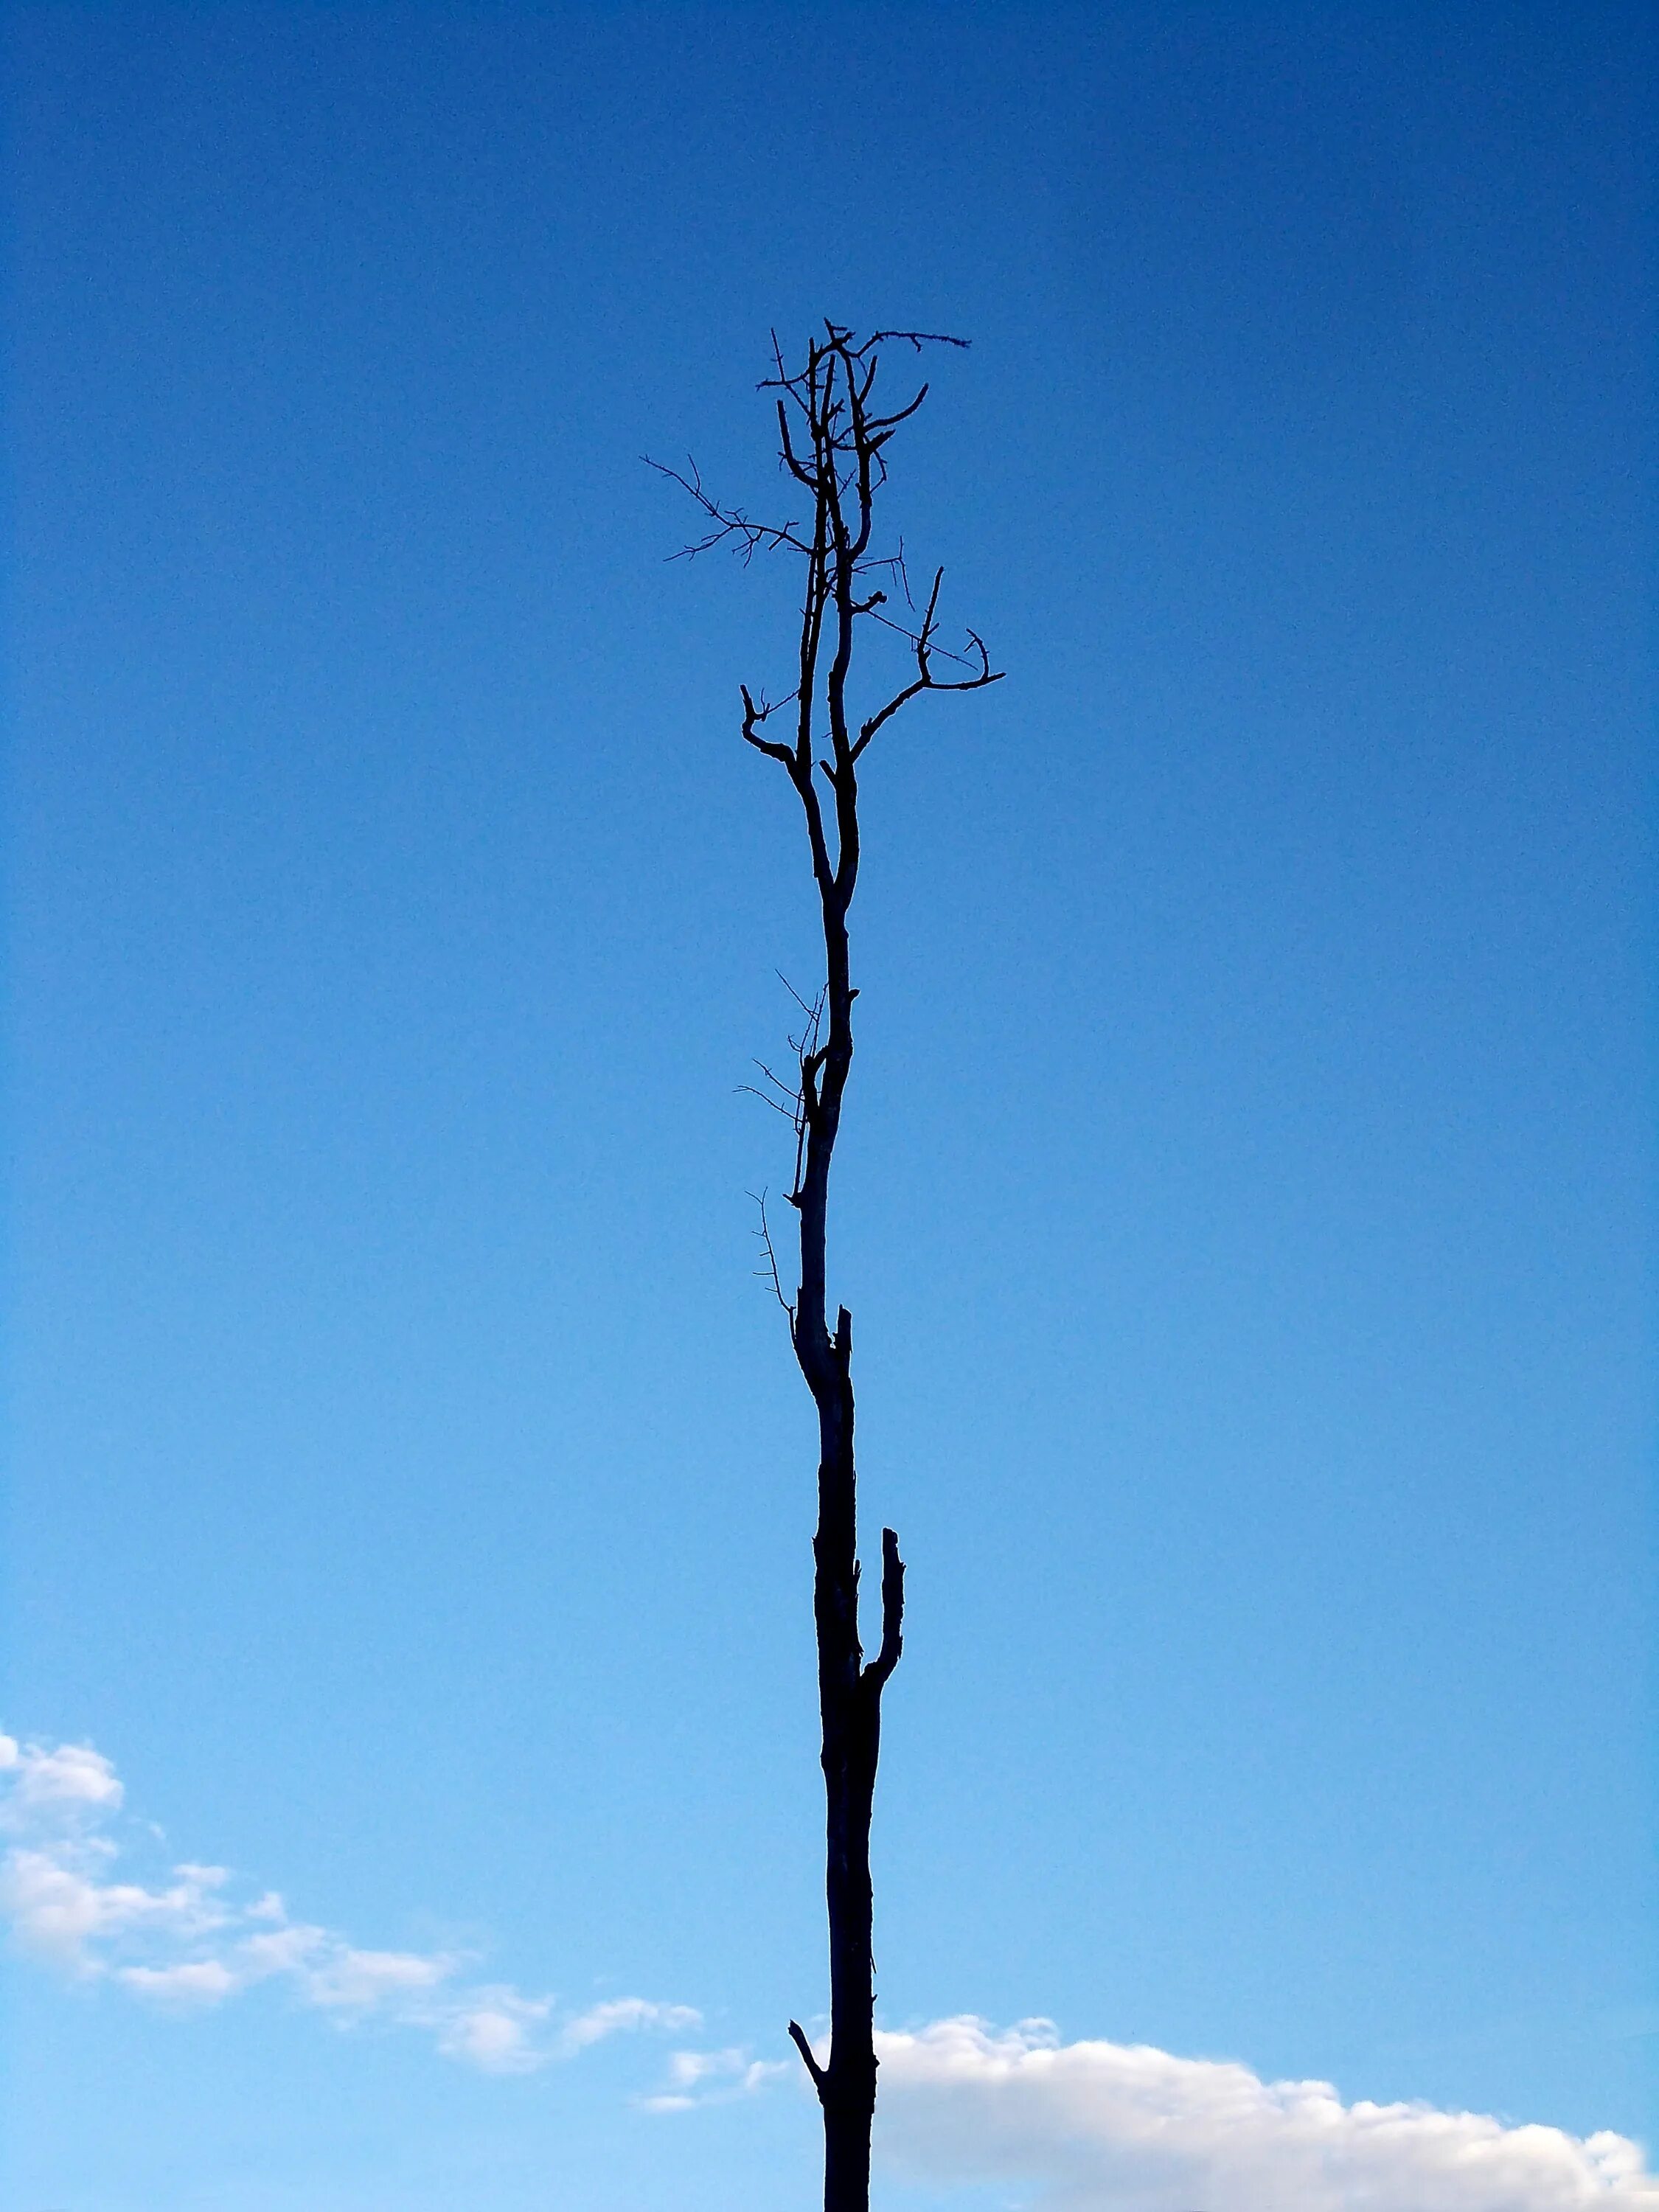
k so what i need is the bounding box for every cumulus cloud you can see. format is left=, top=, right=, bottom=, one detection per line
left=874, top=2016, right=1659, bottom=2212
left=0, top=1728, right=695, bottom=2078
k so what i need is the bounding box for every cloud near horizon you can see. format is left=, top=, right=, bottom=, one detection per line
left=6, top=1731, right=1649, bottom=2202
left=873, top=2016, right=1659, bottom=2212
left=0, top=1731, right=697, bottom=2073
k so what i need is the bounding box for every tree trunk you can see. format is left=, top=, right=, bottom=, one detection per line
left=657, top=321, right=998, bottom=2212
left=799, top=1307, right=896, bottom=2209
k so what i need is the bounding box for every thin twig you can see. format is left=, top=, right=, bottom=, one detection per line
left=749, top=1189, right=795, bottom=1320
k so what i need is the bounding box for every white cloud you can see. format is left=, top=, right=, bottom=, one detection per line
left=0, top=1843, right=229, bottom=1972
left=13, top=1726, right=1641, bottom=2204
left=116, top=1958, right=243, bottom=2006
left=563, top=1996, right=703, bottom=2052
left=301, top=1944, right=456, bottom=2011
left=0, top=1727, right=695, bottom=2081
left=439, top=1988, right=556, bottom=2073
left=641, top=2042, right=789, bottom=2112
left=874, top=2016, right=1659, bottom=2212
left=0, top=1734, right=123, bottom=1826
left=237, top=1920, right=327, bottom=1980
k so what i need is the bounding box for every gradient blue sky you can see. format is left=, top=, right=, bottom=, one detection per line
left=4, top=6, right=1652, bottom=2209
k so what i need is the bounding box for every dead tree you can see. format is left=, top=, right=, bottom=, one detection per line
left=655, top=322, right=1001, bottom=2212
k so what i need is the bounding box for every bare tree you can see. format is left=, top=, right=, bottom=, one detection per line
left=655, top=322, right=1001, bottom=2212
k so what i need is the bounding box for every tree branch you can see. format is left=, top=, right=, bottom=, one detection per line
left=852, top=568, right=1004, bottom=760
left=750, top=1189, right=796, bottom=1321
left=863, top=1527, right=905, bottom=1690
left=789, top=2018, right=829, bottom=2102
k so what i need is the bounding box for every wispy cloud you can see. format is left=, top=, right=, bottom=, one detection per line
left=639, top=2042, right=789, bottom=2112
left=874, top=2016, right=1659, bottom=2212
left=564, top=1995, right=703, bottom=2053
left=0, top=1729, right=697, bottom=2075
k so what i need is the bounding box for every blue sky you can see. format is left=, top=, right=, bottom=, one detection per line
left=4, top=6, right=1652, bottom=2208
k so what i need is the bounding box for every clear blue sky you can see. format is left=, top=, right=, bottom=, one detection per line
left=4, top=7, right=1652, bottom=2210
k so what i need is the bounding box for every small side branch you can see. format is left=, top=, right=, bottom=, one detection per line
left=742, top=681, right=799, bottom=768
left=644, top=454, right=813, bottom=563
left=863, top=1527, right=905, bottom=1691
left=852, top=568, right=1004, bottom=762
left=749, top=1189, right=796, bottom=1321
left=789, top=2019, right=829, bottom=2103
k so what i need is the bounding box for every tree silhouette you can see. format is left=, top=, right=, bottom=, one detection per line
left=656, top=322, right=1001, bottom=2212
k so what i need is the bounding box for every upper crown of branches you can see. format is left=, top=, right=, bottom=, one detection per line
left=648, top=321, right=1002, bottom=847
